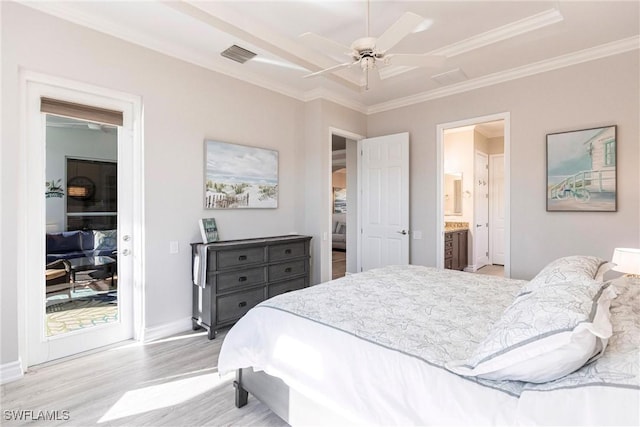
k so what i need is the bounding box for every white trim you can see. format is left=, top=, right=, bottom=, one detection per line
left=142, top=317, right=193, bottom=343
left=0, top=360, right=24, bottom=385
left=380, top=8, right=564, bottom=80
left=368, top=36, right=640, bottom=115
left=19, top=2, right=638, bottom=117
left=18, top=70, right=144, bottom=365
left=436, top=112, right=511, bottom=277
left=305, top=89, right=367, bottom=115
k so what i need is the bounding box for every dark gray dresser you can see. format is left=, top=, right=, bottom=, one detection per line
left=191, top=235, right=312, bottom=339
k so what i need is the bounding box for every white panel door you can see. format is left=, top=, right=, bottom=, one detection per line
left=360, top=133, right=409, bottom=271
left=489, top=154, right=505, bottom=265
left=474, top=151, right=489, bottom=270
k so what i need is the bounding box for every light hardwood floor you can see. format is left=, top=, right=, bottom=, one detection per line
left=1, top=329, right=287, bottom=426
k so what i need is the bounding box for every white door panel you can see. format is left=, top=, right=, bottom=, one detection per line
left=360, top=133, right=409, bottom=271
left=474, top=151, right=489, bottom=270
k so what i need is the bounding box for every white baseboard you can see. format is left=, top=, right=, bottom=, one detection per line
left=0, top=359, right=24, bottom=384
left=464, top=265, right=478, bottom=272
left=142, top=317, right=193, bottom=343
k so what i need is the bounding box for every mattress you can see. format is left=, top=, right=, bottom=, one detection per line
left=218, top=265, right=640, bottom=425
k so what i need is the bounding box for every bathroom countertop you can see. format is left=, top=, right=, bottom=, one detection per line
left=444, top=222, right=469, bottom=232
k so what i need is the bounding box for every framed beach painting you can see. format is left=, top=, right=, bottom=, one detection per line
left=546, top=125, right=616, bottom=212
left=204, top=140, right=278, bottom=209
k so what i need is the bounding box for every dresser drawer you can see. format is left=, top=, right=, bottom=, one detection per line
left=268, top=277, right=306, bottom=298
left=269, top=242, right=306, bottom=261
left=269, top=260, right=306, bottom=282
left=217, top=267, right=267, bottom=292
left=216, top=247, right=265, bottom=269
left=217, top=288, right=265, bottom=323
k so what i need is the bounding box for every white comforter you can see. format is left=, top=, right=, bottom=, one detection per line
left=218, top=265, right=640, bottom=425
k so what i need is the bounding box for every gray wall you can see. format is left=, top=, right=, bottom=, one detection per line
left=368, top=52, right=640, bottom=279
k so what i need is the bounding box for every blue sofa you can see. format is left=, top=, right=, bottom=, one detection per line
left=46, top=230, right=117, bottom=263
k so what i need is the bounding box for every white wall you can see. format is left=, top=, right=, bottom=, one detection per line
left=368, top=51, right=640, bottom=279
left=303, top=100, right=366, bottom=284
left=0, top=3, right=365, bottom=367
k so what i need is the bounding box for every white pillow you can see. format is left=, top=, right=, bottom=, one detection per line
left=518, top=255, right=607, bottom=296
left=446, top=281, right=617, bottom=383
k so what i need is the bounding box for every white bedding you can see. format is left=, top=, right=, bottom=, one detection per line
left=218, top=265, right=640, bottom=425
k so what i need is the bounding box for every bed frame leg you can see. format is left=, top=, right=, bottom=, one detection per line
left=234, top=370, right=248, bottom=408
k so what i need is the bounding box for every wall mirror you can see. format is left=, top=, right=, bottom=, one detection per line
left=444, top=172, right=463, bottom=215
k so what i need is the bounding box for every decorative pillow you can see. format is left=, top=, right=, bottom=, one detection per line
left=446, top=280, right=617, bottom=383
left=518, top=255, right=607, bottom=296
left=94, top=229, right=117, bottom=251
left=336, top=222, right=346, bottom=234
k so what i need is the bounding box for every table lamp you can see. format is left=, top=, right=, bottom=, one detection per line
left=611, top=248, right=640, bottom=284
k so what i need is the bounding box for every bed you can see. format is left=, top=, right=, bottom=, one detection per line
left=218, top=260, right=640, bottom=425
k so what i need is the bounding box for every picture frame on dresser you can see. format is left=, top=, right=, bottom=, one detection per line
left=546, top=125, right=616, bottom=212
left=204, top=139, right=279, bottom=209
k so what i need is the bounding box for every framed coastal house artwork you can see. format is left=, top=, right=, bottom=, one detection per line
left=204, top=140, right=278, bottom=209
left=546, top=125, right=616, bottom=212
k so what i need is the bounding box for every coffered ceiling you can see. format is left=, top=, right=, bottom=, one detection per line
left=24, top=1, right=640, bottom=114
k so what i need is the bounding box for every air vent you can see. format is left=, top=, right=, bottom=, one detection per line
left=221, top=45, right=257, bottom=64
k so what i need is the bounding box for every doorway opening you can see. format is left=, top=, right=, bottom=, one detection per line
left=330, top=134, right=357, bottom=280
left=437, top=113, right=510, bottom=278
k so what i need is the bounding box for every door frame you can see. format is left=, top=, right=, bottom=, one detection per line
left=436, top=112, right=511, bottom=277
left=489, top=153, right=505, bottom=265
left=18, top=70, right=144, bottom=369
left=326, top=128, right=364, bottom=283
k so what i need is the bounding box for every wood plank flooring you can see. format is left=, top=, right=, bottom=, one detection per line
left=1, top=329, right=287, bottom=426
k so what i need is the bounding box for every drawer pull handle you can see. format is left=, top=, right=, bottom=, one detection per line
left=238, top=255, right=247, bottom=261
left=238, top=301, right=247, bottom=308
left=284, top=267, right=292, bottom=273
left=284, top=249, right=292, bottom=254
left=238, top=276, right=247, bottom=282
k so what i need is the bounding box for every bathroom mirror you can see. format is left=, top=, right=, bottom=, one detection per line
left=444, top=173, right=463, bottom=215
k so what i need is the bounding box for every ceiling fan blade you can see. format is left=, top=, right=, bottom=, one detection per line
left=300, top=32, right=351, bottom=58
left=376, top=12, right=426, bottom=53
left=303, top=61, right=356, bottom=79
left=386, top=53, right=446, bottom=68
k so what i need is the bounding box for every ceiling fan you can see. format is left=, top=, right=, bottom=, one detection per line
left=300, top=0, right=445, bottom=89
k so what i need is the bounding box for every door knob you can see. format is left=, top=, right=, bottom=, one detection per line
left=397, top=230, right=408, bottom=235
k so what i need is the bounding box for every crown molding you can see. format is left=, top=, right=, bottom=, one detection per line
left=379, top=8, right=564, bottom=80
left=18, top=3, right=639, bottom=118
left=368, top=36, right=640, bottom=115
left=303, top=88, right=368, bottom=114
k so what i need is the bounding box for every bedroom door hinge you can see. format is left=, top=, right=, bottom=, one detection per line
left=486, top=251, right=489, bottom=257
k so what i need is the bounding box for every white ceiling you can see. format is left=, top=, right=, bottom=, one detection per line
left=25, top=1, right=640, bottom=114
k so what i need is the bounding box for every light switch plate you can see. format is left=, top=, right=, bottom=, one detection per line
left=169, top=241, right=179, bottom=254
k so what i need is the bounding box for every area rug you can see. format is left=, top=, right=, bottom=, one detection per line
left=46, top=293, right=118, bottom=337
